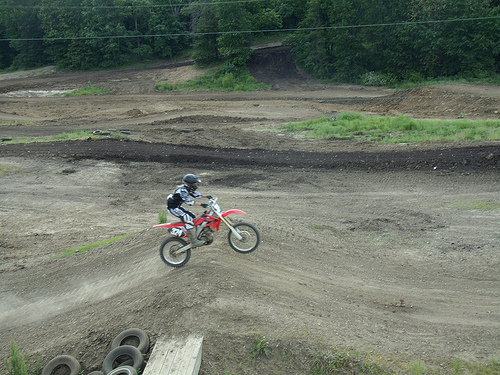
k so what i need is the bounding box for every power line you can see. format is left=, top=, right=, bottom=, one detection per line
left=1, top=15, right=499, bottom=42
left=0, top=0, right=268, bottom=9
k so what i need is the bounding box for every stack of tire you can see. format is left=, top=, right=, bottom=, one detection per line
left=41, top=329, right=150, bottom=375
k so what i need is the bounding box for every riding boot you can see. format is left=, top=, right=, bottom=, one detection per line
left=187, top=228, right=204, bottom=246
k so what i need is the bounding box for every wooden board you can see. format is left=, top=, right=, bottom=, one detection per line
left=143, top=335, right=203, bottom=375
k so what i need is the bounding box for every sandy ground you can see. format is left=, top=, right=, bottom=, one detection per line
left=0, top=47, right=499, bottom=374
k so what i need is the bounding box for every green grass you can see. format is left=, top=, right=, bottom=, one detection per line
left=282, top=112, right=500, bottom=143
left=52, top=232, right=137, bottom=258
left=4, top=340, right=41, bottom=375
left=465, top=358, right=500, bottom=375
left=0, top=121, right=36, bottom=126
left=407, top=360, right=427, bottom=375
left=359, top=71, right=500, bottom=88
left=156, top=64, right=270, bottom=92
left=5, top=335, right=499, bottom=375
left=56, top=81, right=111, bottom=96
left=309, top=349, right=359, bottom=375
left=308, top=223, right=325, bottom=231
left=440, top=201, right=500, bottom=211
left=158, top=210, right=168, bottom=224
left=308, top=349, right=499, bottom=375
left=394, top=75, right=500, bottom=90
left=250, top=336, right=271, bottom=359
left=0, top=164, right=24, bottom=175
left=2, top=130, right=127, bottom=144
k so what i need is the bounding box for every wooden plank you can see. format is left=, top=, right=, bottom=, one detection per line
left=143, top=335, right=203, bottom=375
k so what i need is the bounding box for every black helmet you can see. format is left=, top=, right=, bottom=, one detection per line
left=182, top=173, right=201, bottom=191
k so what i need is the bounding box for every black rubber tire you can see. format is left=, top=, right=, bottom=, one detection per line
left=88, top=371, right=104, bottom=375
left=41, top=355, right=81, bottom=375
left=102, top=346, right=144, bottom=375
left=110, top=328, right=149, bottom=354
left=228, top=222, right=260, bottom=254
left=106, top=366, right=137, bottom=375
left=159, top=237, right=191, bottom=267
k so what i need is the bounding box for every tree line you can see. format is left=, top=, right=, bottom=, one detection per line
left=1, top=0, right=499, bottom=84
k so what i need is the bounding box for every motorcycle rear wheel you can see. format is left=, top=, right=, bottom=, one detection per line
left=159, top=237, right=191, bottom=267
left=228, top=222, right=260, bottom=254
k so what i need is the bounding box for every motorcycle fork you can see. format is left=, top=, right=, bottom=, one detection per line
left=218, top=214, right=243, bottom=241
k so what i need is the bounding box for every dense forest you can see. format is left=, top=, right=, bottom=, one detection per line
left=1, top=0, right=499, bottom=84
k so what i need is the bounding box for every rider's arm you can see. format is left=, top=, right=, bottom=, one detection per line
left=192, top=194, right=211, bottom=206
left=185, top=190, right=210, bottom=206
left=180, top=189, right=196, bottom=206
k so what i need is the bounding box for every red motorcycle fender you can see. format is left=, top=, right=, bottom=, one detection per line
left=222, top=209, right=246, bottom=218
left=153, top=222, right=185, bottom=229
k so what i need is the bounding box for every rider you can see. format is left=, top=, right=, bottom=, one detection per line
left=167, top=173, right=212, bottom=246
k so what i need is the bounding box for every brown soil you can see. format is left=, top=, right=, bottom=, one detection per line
left=1, top=47, right=499, bottom=374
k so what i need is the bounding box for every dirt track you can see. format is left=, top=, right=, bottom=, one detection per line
left=1, top=48, right=499, bottom=374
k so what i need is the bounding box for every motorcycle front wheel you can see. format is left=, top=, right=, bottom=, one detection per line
left=159, top=237, right=191, bottom=267
left=228, top=222, right=260, bottom=254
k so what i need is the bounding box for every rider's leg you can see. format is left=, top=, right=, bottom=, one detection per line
left=168, top=207, right=203, bottom=246
left=186, top=228, right=203, bottom=246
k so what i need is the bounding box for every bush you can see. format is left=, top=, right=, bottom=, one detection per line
left=156, top=64, right=270, bottom=92
left=360, top=71, right=398, bottom=86
left=5, top=340, right=41, bottom=375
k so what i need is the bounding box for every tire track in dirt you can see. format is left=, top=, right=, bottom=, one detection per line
left=0, top=254, right=163, bottom=329
left=2, top=139, right=499, bottom=172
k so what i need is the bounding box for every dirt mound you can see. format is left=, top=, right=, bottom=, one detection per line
left=248, top=45, right=312, bottom=85
left=153, top=115, right=264, bottom=125
left=1, top=56, right=499, bottom=374
left=2, top=138, right=499, bottom=172
left=374, top=85, right=500, bottom=119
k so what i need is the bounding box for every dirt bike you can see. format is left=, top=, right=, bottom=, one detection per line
left=153, top=197, right=260, bottom=267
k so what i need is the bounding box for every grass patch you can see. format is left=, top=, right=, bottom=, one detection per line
left=465, top=358, right=500, bottom=375
left=4, top=340, right=41, bottom=375
left=53, top=232, right=137, bottom=258
left=5, top=334, right=499, bottom=375
left=0, top=164, right=24, bottom=175
left=56, top=81, right=111, bottom=96
left=441, top=201, right=500, bottom=211
left=282, top=112, right=500, bottom=143
left=308, top=223, right=325, bottom=231
left=250, top=336, right=271, bottom=359
left=156, top=64, right=270, bottom=92
left=359, top=72, right=500, bottom=88
left=158, top=210, right=168, bottom=224
left=307, top=349, right=500, bottom=375
left=393, top=75, right=500, bottom=90
left=50, top=130, right=95, bottom=140
left=309, top=349, right=357, bottom=374
left=2, top=130, right=127, bottom=144
left=0, top=121, right=36, bottom=126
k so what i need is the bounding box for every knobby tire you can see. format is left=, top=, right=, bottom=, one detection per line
left=228, top=222, right=260, bottom=254
left=159, top=237, right=191, bottom=267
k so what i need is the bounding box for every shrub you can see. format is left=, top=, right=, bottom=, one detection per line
left=5, top=340, right=41, bottom=375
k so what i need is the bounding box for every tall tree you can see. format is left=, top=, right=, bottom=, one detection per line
left=38, top=0, right=84, bottom=66
left=145, top=0, right=190, bottom=59
left=185, top=0, right=220, bottom=65
left=271, top=0, right=308, bottom=29
left=404, top=0, right=499, bottom=77
left=291, top=0, right=500, bottom=82
left=214, top=0, right=252, bottom=66
left=1, top=0, right=49, bottom=68
left=0, top=12, right=15, bottom=68
left=292, top=0, right=370, bottom=81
